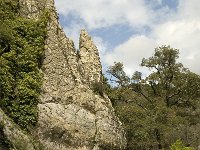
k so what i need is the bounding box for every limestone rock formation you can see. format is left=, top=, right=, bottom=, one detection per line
left=79, top=29, right=102, bottom=84
left=0, top=0, right=127, bottom=149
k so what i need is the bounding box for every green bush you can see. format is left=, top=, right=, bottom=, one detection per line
left=0, top=0, right=49, bottom=129
left=170, top=140, right=194, bottom=150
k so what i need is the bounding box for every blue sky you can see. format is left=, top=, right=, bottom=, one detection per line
left=55, top=0, right=200, bottom=75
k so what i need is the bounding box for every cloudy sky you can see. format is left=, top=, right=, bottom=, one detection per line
left=55, top=0, right=200, bottom=76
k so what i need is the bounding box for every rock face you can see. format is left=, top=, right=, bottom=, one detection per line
left=2, top=0, right=127, bottom=149
left=79, top=29, right=102, bottom=84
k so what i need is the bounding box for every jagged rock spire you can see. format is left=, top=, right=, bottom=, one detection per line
left=4, top=1, right=127, bottom=150
left=79, top=29, right=102, bottom=83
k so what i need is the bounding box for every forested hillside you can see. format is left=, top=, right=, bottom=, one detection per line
left=103, top=46, right=200, bottom=149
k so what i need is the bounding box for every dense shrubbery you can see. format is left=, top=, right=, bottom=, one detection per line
left=0, top=0, right=48, bottom=129
left=91, top=76, right=111, bottom=97
left=170, top=140, right=194, bottom=150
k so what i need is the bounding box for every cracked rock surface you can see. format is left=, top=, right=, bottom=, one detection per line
left=79, top=29, right=102, bottom=84
left=11, top=0, right=127, bottom=149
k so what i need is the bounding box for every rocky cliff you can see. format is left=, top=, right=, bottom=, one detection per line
left=0, top=0, right=126, bottom=149
left=79, top=29, right=103, bottom=84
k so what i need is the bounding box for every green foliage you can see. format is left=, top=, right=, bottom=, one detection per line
left=0, top=0, right=49, bottom=129
left=141, top=45, right=186, bottom=106
left=106, top=46, right=200, bottom=149
left=107, top=62, right=130, bottom=87
left=91, top=75, right=111, bottom=97
left=170, top=140, right=194, bottom=150
left=0, top=0, right=19, bottom=21
left=91, top=82, right=105, bottom=96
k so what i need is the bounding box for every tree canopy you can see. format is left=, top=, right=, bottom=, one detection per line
left=106, top=45, right=200, bottom=149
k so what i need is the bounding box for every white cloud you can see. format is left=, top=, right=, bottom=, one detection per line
left=104, top=0, right=200, bottom=75
left=55, top=0, right=200, bottom=75
left=104, top=35, right=157, bottom=76
left=177, top=0, right=200, bottom=21
left=55, top=0, right=156, bottom=29
left=150, top=0, right=200, bottom=74
left=93, top=36, right=107, bottom=58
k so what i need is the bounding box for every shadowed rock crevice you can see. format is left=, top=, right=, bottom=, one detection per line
left=0, top=109, right=41, bottom=150
left=0, top=125, right=11, bottom=150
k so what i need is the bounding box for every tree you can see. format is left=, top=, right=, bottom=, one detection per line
left=141, top=45, right=186, bottom=106
left=106, top=45, right=200, bottom=149
left=107, top=62, right=130, bottom=87
left=140, top=45, right=200, bottom=108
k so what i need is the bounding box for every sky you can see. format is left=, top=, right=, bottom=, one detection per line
left=55, top=0, right=200, bottom=76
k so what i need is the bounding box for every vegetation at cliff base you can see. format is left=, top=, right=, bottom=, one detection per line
left=105, top=46, right=200, bottom=149
left=0, top=0, right=48, bottom=129
left=1, top=0, right=200, bottom=150
left=170, top=140, right=194, bottom=150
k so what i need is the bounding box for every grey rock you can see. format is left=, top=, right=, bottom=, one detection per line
left=79, top=29, right=102, bottom=84
left=1, top=0, right=127, bottom=149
